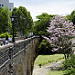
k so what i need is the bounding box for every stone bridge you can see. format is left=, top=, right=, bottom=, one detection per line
left=0, top=36, right=40, bottom=75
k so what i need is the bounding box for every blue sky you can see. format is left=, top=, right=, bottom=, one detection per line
left=9, top=0, right=75, bottom=21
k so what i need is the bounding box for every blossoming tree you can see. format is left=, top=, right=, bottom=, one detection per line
left=47, top=15, right=75, bottom=59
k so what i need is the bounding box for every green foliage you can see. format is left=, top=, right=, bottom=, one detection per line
left=0, top=32, right=12, bottom=38
left=38, top=39, right=52, bottom=54
left=66, top=10, right=75, bottom=25
left=62, top=54, right=75, bottom=75
left=64, top=67, right=75, bottom=75
left=66, top=15, right=72, bottom=21
left=33, top=13, right=54, bottom=36
left=12, top=6, right=33, bottom=36
left=0, top=7, right=9, bottom=34
left=71, top=10, right=75, bottom=25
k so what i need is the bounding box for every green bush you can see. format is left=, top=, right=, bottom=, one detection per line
left=62, top=54, right=75, bottom=75
left=0, top=32, right=12, bottom=38
left=64, top=67, right=75, bottom=75
left=38, top=39, right=52, bottom=55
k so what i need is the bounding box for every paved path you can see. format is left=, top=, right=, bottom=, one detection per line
left=0, top=40, right=24, bottom=48
left=32, top=59, right=64, bottom=75
left=33, top=67, right=48, bottom=75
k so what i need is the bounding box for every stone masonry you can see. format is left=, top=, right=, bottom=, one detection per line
left=0, top=36, right=40, bottom=75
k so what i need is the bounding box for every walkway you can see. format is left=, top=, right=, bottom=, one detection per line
left=0, top=40, right=24, bottom=48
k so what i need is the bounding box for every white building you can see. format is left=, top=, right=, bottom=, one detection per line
left=0, top=0, right=14, bottom=11
left=9, top=3, right=14, bottom=11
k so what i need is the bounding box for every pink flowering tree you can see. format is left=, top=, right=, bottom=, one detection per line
left=47, top=15, right=75, bottom=59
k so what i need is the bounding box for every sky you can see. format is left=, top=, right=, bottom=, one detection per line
left=9, top=0, right=75, bottom=21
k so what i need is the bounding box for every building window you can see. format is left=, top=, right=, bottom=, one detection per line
left=2, top=4, right=4, bottom=7
left=0, top=4, right=1, bottom=6
left=10, top=9, right=11, bottom=11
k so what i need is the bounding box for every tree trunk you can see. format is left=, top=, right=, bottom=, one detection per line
left=64, top=53, right=66, bottom=59
left=67, top=53, right=69, bottom=58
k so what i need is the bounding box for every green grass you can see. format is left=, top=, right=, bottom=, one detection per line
left=34, top=54, right=64, bottom=66
left=47, top=71, right=64, bottom=75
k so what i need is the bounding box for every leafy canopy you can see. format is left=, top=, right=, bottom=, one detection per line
left=12, top=6, right=33, bottom=36
left=33, top=13, right=54, bottom=36
left=0, top=7, right=9, bottom=34
left=71, top=10, right=75, bottom=25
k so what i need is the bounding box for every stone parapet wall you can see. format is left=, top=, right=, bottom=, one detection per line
left=0, top=36, right=40, bottom=75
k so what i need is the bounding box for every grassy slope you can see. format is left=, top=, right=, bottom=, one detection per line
left=34, top=54, right=64, bottom=66
left=47, top=71, right=64, bottom=75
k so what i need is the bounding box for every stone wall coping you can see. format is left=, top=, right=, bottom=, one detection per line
left=0, top=36, right=39, bottom=51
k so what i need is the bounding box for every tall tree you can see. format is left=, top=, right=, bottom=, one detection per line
left=12, top=6, right=33, bottom=36
left=47, top=15, right=75, bottom=59
left=0, top=7, right=9, bottom=34
left=33, top=13, right=54, bottom=36
left=71, top=10, right=75, bottom=25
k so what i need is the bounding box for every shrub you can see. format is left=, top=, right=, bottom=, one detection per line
left=0, top=32, right=12, bottom=38
left=64, top=67, right=75, bottom=75
left=62, top=54, right=75, bottom=75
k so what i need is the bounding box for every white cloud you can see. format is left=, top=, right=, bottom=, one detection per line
left=64, top=1, right=75, bottom=5
left=9, top=0, right=75, bottom=21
